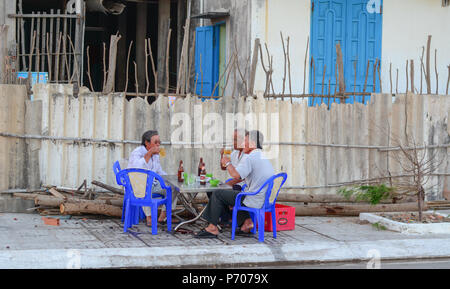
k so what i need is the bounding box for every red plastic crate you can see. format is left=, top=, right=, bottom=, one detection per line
left=264, top=204, right=296, bottom=232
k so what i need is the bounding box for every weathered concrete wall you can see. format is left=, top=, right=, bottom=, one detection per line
left=248, top=0, right=450, bottom=95
left=0, top=0, right=17, bottom=54
left=191, top=0, right=252, bottom=97
left=382, top=0, right=450, bottom=95
left=0, top=85, right=27, bottom=191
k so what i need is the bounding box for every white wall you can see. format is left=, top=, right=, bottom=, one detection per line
left=251, top=0, right=450, bottom=96
left=251, top=0, right=311, bottom=95
left=382, top=0, right=450, bottom=95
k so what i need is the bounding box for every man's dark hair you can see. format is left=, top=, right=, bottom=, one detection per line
left=246, top=130, right=264, bottom=149
left=141, top=130, right=159, bottom=146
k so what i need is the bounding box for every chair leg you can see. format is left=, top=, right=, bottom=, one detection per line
left=123, top=201, right=130, bottom=233
left=166, top=202, right=172, bottom=232
left=271, top=208, right=277, bottom=239
left=251, top=213, right=257, bottom=234
left=121, top=201, right=126, bottom=223
left=151, top=206, right=158, bottom=235
left=257, top=211, right=265, bottom=242
left=231, top=208, right=238, bottom=240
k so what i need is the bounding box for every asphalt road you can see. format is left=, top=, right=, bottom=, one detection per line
left=254, top=258, right=450, bottom=269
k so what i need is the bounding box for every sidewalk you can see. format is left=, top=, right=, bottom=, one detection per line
left=1, top=212, right=450, bottom=268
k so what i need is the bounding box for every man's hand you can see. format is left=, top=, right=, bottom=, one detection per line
left=221, top=156, right=231, bottom=167
left=145, top=146, right=160, bottom=162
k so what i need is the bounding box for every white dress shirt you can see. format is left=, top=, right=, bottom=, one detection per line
left=127, top=145, right=167, bottom=176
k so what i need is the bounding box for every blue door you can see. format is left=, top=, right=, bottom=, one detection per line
left=195, top=25, right=220, bottom=97
left=310, top=0, right=383, bottom=105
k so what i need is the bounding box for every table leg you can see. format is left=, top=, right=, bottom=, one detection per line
left=174, top=206, right=207, bottom=231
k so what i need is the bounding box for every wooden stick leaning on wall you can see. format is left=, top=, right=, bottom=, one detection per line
left=67, top=35, right=80, bottom=84
left=247, top=38, right=260, bottom=97
left=420, top=46, right=425, bottom=94
left=287, top=36, right=292, bottom=99
left=211, top=52, right=236, bottom=97
left=373, top=59, right=378, bottom=93
left=102, top=42, right=107, bottom=91
left=377, top=59, right=382, bottom=93
left=410, top=59, right=415, bottom=94
left=389, top=62, right=393, bottom=95
left=186, top=31, right=195, bottom=94
left=362, top=60, right=369, bottom=103
left=55, top=32, right=62, bottom=83
left=104, top=33, right=122, bottom=94
left=258, top=42, right=270, bottom=96
left=280, top=31, right=287, bottom=95
left=264, top=44, right=275, bottom=96
left=435, top=49, right=439, bottom=94
left=144, top=38, right=150, bottom=94
left=405, top=59, right=409, bottom=93
left=447, top=65, right=450, bottom=95
left=123, top=41, right=133, bottom=94
left=336, top=43, right=345, bottom=95
left=134, top=61, right=139, bottom=97
left=86, top=46, right=94, bottom=91
left=303, top=36, right=309, bottom=96
left=165, top=28, right=172, bottom=96
left=147, top=38, right=158, bottom=94
left=426, top=35, right=432, bottom=94
left=396, top=68, right=399, bottom=94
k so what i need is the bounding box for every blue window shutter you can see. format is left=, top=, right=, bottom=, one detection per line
left=310, top=0, right=383, bottom=106
left=195, top=26, right=218, bottom=97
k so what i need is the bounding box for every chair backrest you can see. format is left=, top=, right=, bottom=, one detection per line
left=113, top=161, right=121, bottom=176
left=116, top=168, right=170, bottom=202
left=263, top=173, right=288, bottom=208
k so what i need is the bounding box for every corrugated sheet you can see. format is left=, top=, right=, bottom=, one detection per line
left=1, top=84, right=449, bottom=200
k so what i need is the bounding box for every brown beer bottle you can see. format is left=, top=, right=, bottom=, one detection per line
left=177, top=160, right=184, bottom=183
left=200, top=164, right=206, bottom=186
left=198, top=157, right=203, bottom=176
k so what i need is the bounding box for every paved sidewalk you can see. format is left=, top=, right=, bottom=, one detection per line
left=1, top=212, right=450, bottom=268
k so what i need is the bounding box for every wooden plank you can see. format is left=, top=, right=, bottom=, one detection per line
left=103, top=34, right=122, bottom=93
left=61, top=11, right=68, bottom=82
left=41, top=12, right=47, bottom=73
left=49, top=9, right=54, bottom=81
left=36, top=12, right=41, bottom=71
left=247, top=38, right=260, bottom=96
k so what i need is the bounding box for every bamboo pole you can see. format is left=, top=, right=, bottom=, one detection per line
left=165, top=28, right=172, bottom=96
left=426, top=35, right=432, bottom=94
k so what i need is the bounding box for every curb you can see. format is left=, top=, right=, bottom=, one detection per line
left=2, top=238, right=450, bottom=268
left=360, top=211, right=450, bottom=234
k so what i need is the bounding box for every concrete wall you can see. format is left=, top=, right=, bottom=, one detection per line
left=191, top=0, right=252, bottom=97
left=0, top=0, right=17, bottom=53
left=1, top=84, right=448, bottom=201
left=382, top=0, right=450, bottom=95
left=251, top=0, right=311, bottom=95
left=249, top=0, right=450, bottom=96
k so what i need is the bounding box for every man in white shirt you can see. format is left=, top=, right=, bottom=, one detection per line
left=127, top=130, right=179, bottom=226
left=195, top=130, right=274, bottom=238
left=222, top=128, right=246, bottom=187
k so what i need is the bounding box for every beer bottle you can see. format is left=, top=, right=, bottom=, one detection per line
left=200, top=164, right=206, bottom=186
left=198, top=157, right=203, bottom=176
left=177, top=160, right=184, bottom=183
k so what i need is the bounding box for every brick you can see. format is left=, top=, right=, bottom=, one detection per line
left=42, top=217, right=60, bottom=226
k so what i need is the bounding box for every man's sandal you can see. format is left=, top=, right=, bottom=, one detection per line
left=194, top=229, right=219, bottom=239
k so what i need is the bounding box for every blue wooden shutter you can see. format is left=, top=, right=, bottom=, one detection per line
left=310, top=0, right=383, bottom=106
left=195, top=25, right=220, bottom=97
left=345, top=0, right=383, bottom=104
left=310, top=0, right=347, bottom=106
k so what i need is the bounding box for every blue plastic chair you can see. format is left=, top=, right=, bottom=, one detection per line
left=116, top=168, right=172, bottom=235
left=113, top=161, right=164, bottom=226
left=113, top=161, right=145, bottom=224
left=231, top=173, right=288, bottom=242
